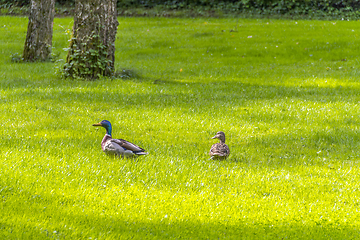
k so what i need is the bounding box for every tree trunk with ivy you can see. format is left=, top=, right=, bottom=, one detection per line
left=23, top=0, right=55, bottom=61
left=64, top=0, right=119, bottom=79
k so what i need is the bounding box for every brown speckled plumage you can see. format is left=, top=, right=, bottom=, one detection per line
left=209, top=131, right=230, bottom=160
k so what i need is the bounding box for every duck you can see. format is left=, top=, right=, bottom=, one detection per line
left=92, top=120, right=148, bottom=158
left=209, top=131, right=230, bottom=160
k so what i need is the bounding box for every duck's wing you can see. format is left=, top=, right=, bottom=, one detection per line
left=111, top=138, right=147, bottom=153
left=210, top=143, right=230, bottom=157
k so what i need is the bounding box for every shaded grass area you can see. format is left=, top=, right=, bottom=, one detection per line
left=1, top=16, right=360, bottom=239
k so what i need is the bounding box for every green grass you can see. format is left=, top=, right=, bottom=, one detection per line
left=1, top=15, right=360, bottom=239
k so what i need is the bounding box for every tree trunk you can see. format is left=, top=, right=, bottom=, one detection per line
left=64, top=0, right=119, bottom=79
left=23, top=0, right=55, bottom=62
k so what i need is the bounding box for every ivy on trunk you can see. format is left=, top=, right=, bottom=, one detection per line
left=64, top=0, right=119, bottom=79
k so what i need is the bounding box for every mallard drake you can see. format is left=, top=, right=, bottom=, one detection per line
left=209, top=131, right=230, bottom=160
left=92, top=120, right=148, bottom=158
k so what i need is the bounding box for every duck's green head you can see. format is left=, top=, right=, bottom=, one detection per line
left=93, top=120, right=112, bottom=136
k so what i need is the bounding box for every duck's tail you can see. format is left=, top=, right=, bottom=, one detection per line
left=134, top=151, right=148, bottom=155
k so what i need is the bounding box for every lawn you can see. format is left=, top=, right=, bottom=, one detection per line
left=1, top=15, right=360, bottom=239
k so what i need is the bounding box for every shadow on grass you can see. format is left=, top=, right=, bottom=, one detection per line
left=2, top=77, right=360, bottom=107
left=1, top=78, right=359, bottom=116
left=1, top=189, right=359, bottom=239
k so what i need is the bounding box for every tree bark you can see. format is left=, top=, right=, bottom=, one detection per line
left=64, top=0, right=119, bottom=79
left=23, top=0, right=55, bottom=62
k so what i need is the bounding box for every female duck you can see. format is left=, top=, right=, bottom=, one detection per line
left=209, top=131, right=230, bottom=160
left=93, top=120, right=148, bottom=158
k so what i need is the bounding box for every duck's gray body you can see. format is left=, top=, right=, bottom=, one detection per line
left=101, top=134, right=147, bottom=158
